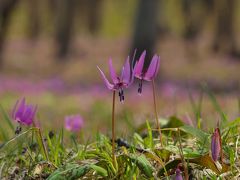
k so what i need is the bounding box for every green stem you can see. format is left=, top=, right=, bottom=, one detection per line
left=33, top=122, right=49, bottom=161
left=152, top=80, right=163, bottom=146
left=112, top=91, right=116, bottom=168
left=71, top=133, right=78, bottom=152
left=177, top=128, right=188, bottom=180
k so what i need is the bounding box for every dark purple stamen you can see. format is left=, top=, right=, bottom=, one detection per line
left=138, top=79, right=143, bottom=94
left=118, top=89, right=124, bottom=102
left=15, top=126, right=22, bottom=135
left=22, top=147, right=27, bottom=154
left=48, top=131, right=54, bottom=139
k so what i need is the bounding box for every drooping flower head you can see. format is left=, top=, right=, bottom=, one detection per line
left=97, top=56, right=134, bottom=102
left=211, top=127, right=222, bottom=162
left=65, top=115, right=84, bottom=132
left=134, top=50, right=160, bottom=94
left=12, top=98, right=37, bottom=126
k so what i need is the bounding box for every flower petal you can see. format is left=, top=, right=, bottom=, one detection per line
left=97, top=66, right=114, bottom=90
left=121, top=56, right=131, bottom=85
left=134, top=50, right=146, bottom=79
left=22, top=105, right=34, bottom=125
left=65, top=115, right=84, bottom=132
left=144, top=55, right=160, bottom=81
left=108, top=58, right=119, bottom=84
left=15, top=98, right=26, bottom=121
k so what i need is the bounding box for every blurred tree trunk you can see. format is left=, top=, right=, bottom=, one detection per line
left=212, top=0, right=239, bottom=57
left=27, top=0, right=40, bottom=40
left=130, top=0, right=159, bottom=66
left=0, top=0, right=18, bottom=68
left=55, top=0, right=76, bottom=60
left=77, top=0, right=103, bottom=35
left=181, top=0, right=200, bottom=60
left=86, top=0, right=103, bottom=35
left=182, top=0, right=214, bottom=41
left=203, top=0, right=214, bottom=11
left=181, top=0, right=213, bottom=60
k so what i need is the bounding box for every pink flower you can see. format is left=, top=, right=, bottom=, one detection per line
left=12, top=98, right=37, bottom=126
left=65, top=115, right=84, bottom=132
left=134, top=50, right=160, bottom=94
left=97, top=57, right=134, bottom=102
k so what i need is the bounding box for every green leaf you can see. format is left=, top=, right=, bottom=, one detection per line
left=162, top=116, right=185, bottom=129
left=133, top=132, right=144, bottom=149
left=164, top=145, right=201, bottom=158
left=179, top=125, right=209, bottom=145
left=48, top=163, right=108, bottom=179
left=0, top=104, right=14, bottom=132
left=158, top=154, right=230, bottom=176
left=89, top=164, right=108, bottom=177
left=225, top=117, right=240, bottom=128
left=154, top=148, right=171, bottom=162
left=47, top=164, right=90, bottom=180
left=0, top=105, right=15, bottom=141
left=130, top=155, right=154, bottom=178
left=144, top=120, right=153, bottom=149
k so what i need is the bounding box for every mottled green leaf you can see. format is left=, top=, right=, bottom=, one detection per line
left=180, top=125, right=209, bottom=144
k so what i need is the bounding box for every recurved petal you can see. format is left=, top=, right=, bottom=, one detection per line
left=144, top=55, right=160, bottom=81
left=108, top=58, right=119, bottom=84
left=121, top=56, right=131, bottom=85
left=134, top=50, right=146, bottom=78
left=15, top=98, right=26, bottom=120
left=97, top=66, right=114, bottom=90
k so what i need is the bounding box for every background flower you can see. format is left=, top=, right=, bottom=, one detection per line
left=65, top=115, right=84, bottom=132
left=12, top=98, right=37, bottom=126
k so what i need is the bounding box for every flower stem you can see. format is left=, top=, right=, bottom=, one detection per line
left=177, top=128, right=188, bottom=180
left=112, top=91, right=116, bottom=168
left=152, top=80, right=163, bottom=146
left=33, top=122, right=49, bottom=161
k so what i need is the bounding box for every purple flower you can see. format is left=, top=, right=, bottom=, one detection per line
left=211, top=127, right=221, bottom=162
left=134, top=50, right=160, bottom=94
left=12, top=98, right=37, bottom=126
left=175, top=167, right=183, bottom=180
left=97, top=57, right=134, bottom=102
left=65, top=115, right=84, bottom=132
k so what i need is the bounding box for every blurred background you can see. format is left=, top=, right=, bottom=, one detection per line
left=0, top=0, right=239, bottom=138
